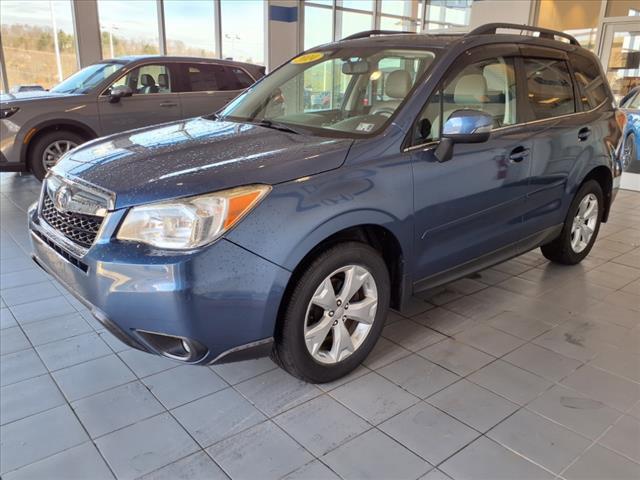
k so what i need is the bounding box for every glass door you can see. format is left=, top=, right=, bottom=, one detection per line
left=600, top=21, right=640, bottom=191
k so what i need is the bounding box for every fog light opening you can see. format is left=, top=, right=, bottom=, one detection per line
left=135, top=330, right=206, bottom=362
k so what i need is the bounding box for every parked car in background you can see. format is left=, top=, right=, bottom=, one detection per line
left=30, top=24, right=621, bottom=383
left=1, top=56, right=264, bottom=180
left=620, top=86, right=640, bottom=173
left=9, top=85, right=46, bottom=93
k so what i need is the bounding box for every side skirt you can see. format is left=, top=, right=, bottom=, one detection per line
left=411, top=224, right=563, bottom=295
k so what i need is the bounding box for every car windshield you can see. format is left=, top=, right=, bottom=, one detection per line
left=51, top=62, right=125, bottom=94
left=219, top=47, right=437, bottom=137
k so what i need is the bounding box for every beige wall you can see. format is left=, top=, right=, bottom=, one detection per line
left=537, top=0, right=601, bottom=31
left=469, top=0, right=534, bottom=28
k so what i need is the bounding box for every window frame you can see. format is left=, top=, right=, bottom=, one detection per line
left=174, top=61, right=257, bottom=94
left=100, top=61, right=180, bottom=96
left=405, top=43, right=525, bottom=151
left=518, top=45, right=579, bottom=123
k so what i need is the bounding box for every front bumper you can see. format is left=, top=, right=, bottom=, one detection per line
left=29, top=206, right=290, bottom=364
left=0, top=120, right=24, bottom=171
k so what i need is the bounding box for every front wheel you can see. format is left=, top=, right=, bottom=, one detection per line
left=622, top=133, right=638, bottom=173
left=28, top=130, right=84, bottom=181
left=541, top=180, right=603, bottom=265
left=272, top=242, right=390, bottom=383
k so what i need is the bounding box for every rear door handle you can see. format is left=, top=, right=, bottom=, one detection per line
left=160, top=102, right=178, bottom=108
left=578, top=127, right=591, bottom=141
left=509, top=146, right=530, bottom=163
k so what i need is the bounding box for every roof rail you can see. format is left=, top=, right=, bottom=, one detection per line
left=467, top=23, right=580, bottom=46
left=342, top=30, right=414, bottom=41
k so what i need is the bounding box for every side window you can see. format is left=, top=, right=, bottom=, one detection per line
left=185, top=64, right=225, bottom=92
left=570, top=55, right=608, bottom=110
left=225, top=67, right=254, bottom=90
left=523, top=58, right=575, bottom=120
left=109, top=64, right=172, bottom=95
left=413, top=56, right=517, bottom=144
left=630, top=92, right=640, bottom=109
left=184, top=64, right=254, bottom=92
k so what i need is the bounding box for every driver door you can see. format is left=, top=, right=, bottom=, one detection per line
left=407, top=46, right=533, bottom=289
left=98, top=63, right=183, bottom=135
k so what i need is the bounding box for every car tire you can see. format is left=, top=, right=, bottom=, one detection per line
left=272, top=242, right=390, bottom=383
left=622, top=132, right=637, bottom=173
left=541, top=180, right=604, bottom=265
left=29, top=130, right=85, bottom=181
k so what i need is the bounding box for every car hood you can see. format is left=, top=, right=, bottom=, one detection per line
left=54, top=117, right=353, bottom=209
left=0, top=90, right=81, bottom=103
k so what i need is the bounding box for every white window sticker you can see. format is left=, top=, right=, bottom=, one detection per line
left=356, top=122, right=375, bottom=132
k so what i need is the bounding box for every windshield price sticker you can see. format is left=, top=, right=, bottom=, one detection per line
left=292, top=52, right=325, bottom=64
left=356, top=123, right=375, bottom=132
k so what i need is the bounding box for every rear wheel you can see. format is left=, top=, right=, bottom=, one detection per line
left=272, top=242, right=390, bottom=383
left=541, top=180, right=603, bottom=265
left=29, top=130, right=84, bottom=181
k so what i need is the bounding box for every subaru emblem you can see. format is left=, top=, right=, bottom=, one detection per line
left=54, top=186, right=72, bottom=212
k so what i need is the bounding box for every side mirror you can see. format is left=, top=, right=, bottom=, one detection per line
left=108, top=85, right=133, bottom=103
left=435, top=109, right=493, bottom=162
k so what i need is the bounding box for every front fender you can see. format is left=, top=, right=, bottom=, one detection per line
left=226, top=160, right=414, bottom=276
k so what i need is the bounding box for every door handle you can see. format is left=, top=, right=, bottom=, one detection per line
left=509, top=146, right=530, bottom=163
left=578, top=127, right=591, bottom=141
left=159, top=102, right=178, bottom=108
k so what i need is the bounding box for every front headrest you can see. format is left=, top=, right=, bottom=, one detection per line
left=158, top=73, right=168, bottom=88
left=140, top=74, right=155, bottom=87
left=454, top=74, right=488, bottom=104
left=385, top=70, right=412, bottom=99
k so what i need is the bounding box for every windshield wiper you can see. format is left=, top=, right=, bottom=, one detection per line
left=253, top=119, right=303, bottom=135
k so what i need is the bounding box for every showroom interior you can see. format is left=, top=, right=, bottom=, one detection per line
left=1, top=0, right=639, bottom=479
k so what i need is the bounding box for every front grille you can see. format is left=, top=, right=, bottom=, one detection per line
left=33, top=229, right=89, bottom=272
left=41, top=195, right=103, bottom=248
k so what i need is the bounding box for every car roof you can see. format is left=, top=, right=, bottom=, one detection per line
left=311, top=23, right=585, bottom=55
left=104, top=55, right=260, bottom=68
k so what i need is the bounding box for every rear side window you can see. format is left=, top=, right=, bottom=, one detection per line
left=185, top=64, right=225, bottom=92
left=523, top=58, right=575, bottom=120
left=226, top=67, right=254, bottom=90
left=570, top=55, right=608, bottom=110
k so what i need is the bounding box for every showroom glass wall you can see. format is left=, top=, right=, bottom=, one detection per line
left=535, top=0, right=640, bottom=101
left=0, top=0, right=265, bottom=92
left=303, top=0, right=473, bottom=50
left=0, top=0, right=78, bottom=91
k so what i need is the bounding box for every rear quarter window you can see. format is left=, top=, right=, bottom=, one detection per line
left=570, top=54, right=609, bottom=110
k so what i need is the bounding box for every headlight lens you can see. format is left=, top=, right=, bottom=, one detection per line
left=117, top=184, right=271, bottom=249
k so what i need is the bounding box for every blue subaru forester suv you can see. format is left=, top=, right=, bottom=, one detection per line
left=29, top=24, right=623, bottom=382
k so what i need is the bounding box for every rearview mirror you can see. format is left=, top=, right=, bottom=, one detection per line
left=435, top=109, right=493, bottom=162
left=342, top=60, right=370, bottom=75
left=108, top=85, right=133, bottom=103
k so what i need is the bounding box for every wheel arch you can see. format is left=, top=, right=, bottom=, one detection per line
left=274, top=223, right=407, bottom=338
left=579, top=165, right=613, bottom=222
left=22, top=119, right=98, bottom=171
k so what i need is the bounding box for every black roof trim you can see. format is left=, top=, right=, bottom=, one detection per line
left=467, top=23, right=580, bottom=46
left=342, top=30, right=415, bottom=41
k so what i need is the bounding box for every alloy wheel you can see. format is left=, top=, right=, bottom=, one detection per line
left=622, top=134, right=636, bottom=171
left=570, top=193, right=599, bottom=253
left=42, top=140, right=77, bottom=171
left=303, top=264, right=378, bottom=364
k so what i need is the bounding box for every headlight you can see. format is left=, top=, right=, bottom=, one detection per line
left=117, top=184, right=271, bottom=249
left=0, top=107, right=20, bottom=119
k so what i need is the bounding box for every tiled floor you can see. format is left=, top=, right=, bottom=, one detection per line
left=1, top=172, right=639, bottom=480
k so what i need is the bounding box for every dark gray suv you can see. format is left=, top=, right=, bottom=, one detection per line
left=0, top=56, right=264, bottom=180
